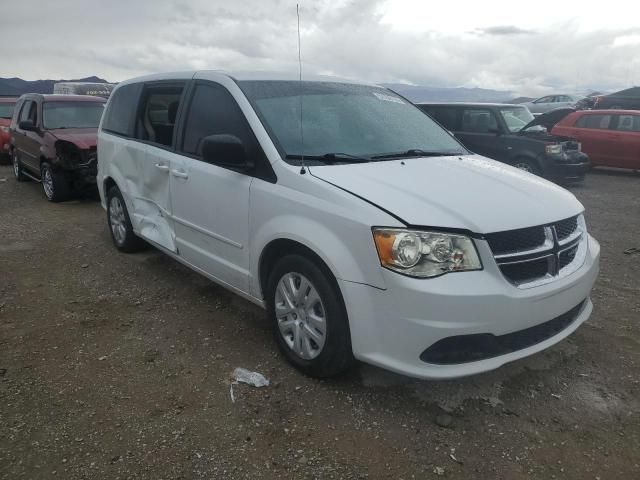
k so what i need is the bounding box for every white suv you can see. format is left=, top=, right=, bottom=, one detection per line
left=97, top=71, right=600, bottom=379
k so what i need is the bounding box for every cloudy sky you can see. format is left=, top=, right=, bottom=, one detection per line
left=2, top=0, right=640, bottom=96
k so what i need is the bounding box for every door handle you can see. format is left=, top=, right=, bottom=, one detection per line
left=171, top=169, right=189, bottom=179
left=155, top=163, right=170, bottom=172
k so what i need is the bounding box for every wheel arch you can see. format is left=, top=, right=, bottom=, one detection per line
left=258, top=238, right=339, bottom=304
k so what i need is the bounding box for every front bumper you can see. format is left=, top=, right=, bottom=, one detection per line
left=544, top=152, right=590, bottom=181
left=340, top=235, right=600, bottom=379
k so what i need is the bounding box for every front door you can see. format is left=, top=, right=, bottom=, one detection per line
left=14, top=100, right=41, bottom=174
left=171, top=81, right=254, bottom=293
left=455, top=108, right=506, bottom=161
left=571, top=113, right=614, bottom=166
left=611, top=114, right=640, bottom=169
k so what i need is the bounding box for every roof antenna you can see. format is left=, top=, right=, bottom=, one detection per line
left=297, top=3, right=306, bottom=175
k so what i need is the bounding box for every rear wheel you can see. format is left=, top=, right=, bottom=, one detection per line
left=267, top=254, right=354, bottom=378
left=41, top=162, right=71, bottom=202
left=12, top=150, right=26, bottom=182
left=106, top=186, right=147, bottom=253
left=513, top=158, right=541, bottom=176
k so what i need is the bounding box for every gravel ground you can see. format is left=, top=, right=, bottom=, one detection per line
left=1, top=164, right=639, bottom=480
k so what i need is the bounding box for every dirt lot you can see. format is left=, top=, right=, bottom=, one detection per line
left=1, top=164, right=639, bottom=480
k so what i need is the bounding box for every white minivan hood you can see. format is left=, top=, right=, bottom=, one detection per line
left=310, top=155, right=583, bottom=233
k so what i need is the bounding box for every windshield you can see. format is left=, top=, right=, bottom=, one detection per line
left=499, top=107, right=544, bottom=133
left=239, top=81, right=467, bottom=162
left=43, top=102, right=105, bottom=129
left=0, top=103, right=16, bottom=119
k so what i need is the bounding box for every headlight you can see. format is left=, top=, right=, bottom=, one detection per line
left=372, top=228, right=482, bottom=278
left=545, top=144, right=562, bottom=155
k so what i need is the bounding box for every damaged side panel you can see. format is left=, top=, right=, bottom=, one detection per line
left=108, top=139, right=177, bottom=253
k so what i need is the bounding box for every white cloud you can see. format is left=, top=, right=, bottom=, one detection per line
left=1, top=0, right=639, bottom=96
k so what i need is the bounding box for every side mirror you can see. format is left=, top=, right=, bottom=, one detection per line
left=201, top=134, right=253, bottom=170
left=19, top=120, right=37, bottom=132
left=488, top=127, right=501, bottom=135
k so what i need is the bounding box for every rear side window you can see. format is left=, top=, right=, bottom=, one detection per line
left=102, top=83, right=143, bottom=137
left=135, top=84, right=185, bottom=147
left=613, top=114, right=640, bottom=132
left=423, top=107, right=458, bottom=130
left=460, top=109, right=498, bottom=133
left=575, top=114, right=611, bottom=129
left=181, top=82, right=257, bottom=158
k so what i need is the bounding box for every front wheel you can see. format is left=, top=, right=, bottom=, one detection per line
left=513, top=158, right=541, bottom=176
left=12, top=150, right=27, bottom=182
left=41, top=162, right=71, bottom=202
left=267, top=254, right=354, bottom=378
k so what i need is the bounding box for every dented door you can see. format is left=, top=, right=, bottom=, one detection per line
left=133, top=144, right=177, bottom=252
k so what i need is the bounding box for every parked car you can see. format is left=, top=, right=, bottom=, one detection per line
left=551, top=109, right=640, bottom=170
left=416, top=103, right=590, bottom=181
left=522, top=94, right=583, bottom=115
left=98, top=72, right=599, bottom=379
left=10, top=94, right=106, bottom=201
left=0, top=97, right=17, bottom=160
left=594, top=87, right=640, bottom=111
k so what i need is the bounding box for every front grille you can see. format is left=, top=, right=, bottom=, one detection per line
left=420, top=300, right=586, bottom=364
left=500, top=257, right=551, bottom=284
left=555, top=216, right=578, bottom=241
left=485, top=226, right=546, bottom=255
left=559, top=245, right=578, bottom=269
left=487, top=215, right=585, bottom=288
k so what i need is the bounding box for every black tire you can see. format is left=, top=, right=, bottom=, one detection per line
left=106, top=185, right=147, bottom=253
left=266, top=254, right=354, bottom=378
left=512, top=158, right=541, bottom=176
left=40, top=162, right=71, bottom=202
left=12, top=150, right=27, bottom=182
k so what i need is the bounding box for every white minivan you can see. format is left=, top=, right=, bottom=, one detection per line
left=97, top=71, right=600, bottom=379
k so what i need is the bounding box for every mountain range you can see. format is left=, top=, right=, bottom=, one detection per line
left=381, top=83, right=513, bottom=103
left=0, top=76, right=109, bottom=96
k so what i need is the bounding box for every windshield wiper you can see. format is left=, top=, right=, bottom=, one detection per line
left=371, top=149, right=463, bottom=159
left=285, top=152, right=372, bottom=164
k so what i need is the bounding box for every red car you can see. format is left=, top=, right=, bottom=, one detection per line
left=551, top=110, right=640, bottom=170
left=0, top=97, right=18, bottom=160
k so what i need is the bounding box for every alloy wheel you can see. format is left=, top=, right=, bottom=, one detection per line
left=514, top=162, right=534, bottom=173
left=109, top=196, right=127, bottom=246
left=274, top=272, right=327, bottom=360
left=12, top=153, right=19, bottom=178
left=42, top=166, right=54, bottom=199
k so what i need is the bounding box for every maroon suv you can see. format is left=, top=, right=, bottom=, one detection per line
left=10, top=94, right=106, bottom=201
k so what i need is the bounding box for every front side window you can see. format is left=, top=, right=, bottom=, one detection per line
left=0, top=103, right=16, bottom=119
left=576, top=114, right=611, bottom=130
left=239, top=81, right=466, bottom=162
left=499, top=107, right=542, bottom=133
left=535, top=96, right=553, bottom=104
left=135, top=84, right=185, bottom=147
left=43, top=102, right=104, bottom=129
left=182, top=83, right=257, bottom=158
left=19, top=100, right=38, bottom=125
left=614, top=114, right=640, bottom=132
left=18, top=101, right=32, bottom=122
left=461, top=109, right=499, bottom=133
